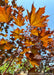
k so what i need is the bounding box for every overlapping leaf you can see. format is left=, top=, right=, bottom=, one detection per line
left=40, top=30, right=53, bottom=47
left=25, top=52, right=42, bottom=66
left=10, top=28, right=24, bottom=40
left=0, top=39, right=14, bottom=50
left=31, top=45, right=40, bottom=55
left=3, top=42, right=14, bottom=50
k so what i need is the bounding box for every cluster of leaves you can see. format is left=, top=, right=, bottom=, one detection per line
left=0, top=0, right=54, bottom=75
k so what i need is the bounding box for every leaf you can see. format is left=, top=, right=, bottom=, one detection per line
left=39, top=28, right=53, bottom=47
left=40, top=28, right=45, bottom=37
left=0, top=28, right=2, bottom=31
left=31, top=45, right=40, bottom=55
left=17, top=6, right=25, bottom=12
left=0, top=39, right=14, bottom=51
left=31, top=28, right=38, bottom=36
left=0, top=0, right=5, bottom=6
left=0, top=6, right=12, bottom=23
left=28, top=67, right=36, bottom=73
left=23, top=39, right=34, bottom=46
left=0, top=33, right=7, bottom=37
left=27, top=4, right=49, bottom=27
left=0, top=38, right=8, bottom=45
left=24, top=15, right=28, bottom=21
left=3, top=42, right=14, bottom=50
left=41, top=34, right=53, bottom=47
left=5, top=0, right=8, bottom=3
left=12, top=0, right=17, bottom=8
left=4, top=34, right=8, bottom=37
left=10, top=28, right=24, bottom=40
left=13, top=15, right=25, bottom=26
left=25, top=52, right=41, bottom=66
left=20, top=48, right=30, bottom=54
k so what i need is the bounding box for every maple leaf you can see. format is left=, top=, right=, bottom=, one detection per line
left=25, top=52, right=42, bottom=66
left=41, top=38, right=53, bottom=47
left=24, top=15, right=28, bottom=21
left=3, top=42, right=14, bottom=50
left=20, top=48, right=30, bottom=54
left=0, top=39, right=14, bottom=51
left=12, top=0, right=17, bottom=8
left=0, top=6, right=12, bottom=23
left=23, top=39, right=34, bottom=46
left=28, top=67, right=36, bottom=73
left=31, top=28, right=39, bottom=36
left=5, top=0, right=8, bottom=3
left=40, top=28, right=46, bottom=37
left=0, top=38, right=8, bottom=45
left=40, top=31, right=53, bottom=47
left=10, top=28, right=24, bottom=40
left=17, top=6, right=25, bottom=15
left=27, top=4, right=49, bottom=27
left=31, top=45, right=40, bottom=55
left=17, top=6, right=25, bottom=12
left=13, top=15, right=25, bottom=26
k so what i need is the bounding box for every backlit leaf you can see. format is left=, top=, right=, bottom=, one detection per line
left=27, top=4, right=49, bottom=27
left=13, top=15, right=25, bottom=26
left=0, top=38, right=8, bottom=45
left=0, top=6, right=12, bottom=23
left=10, top=28, right=24, bottom=40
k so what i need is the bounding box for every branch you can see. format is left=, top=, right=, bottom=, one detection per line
left=3, top=58, right=14, bottom=75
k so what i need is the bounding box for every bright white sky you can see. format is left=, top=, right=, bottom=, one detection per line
left=8, top=0, right=54, bottom=30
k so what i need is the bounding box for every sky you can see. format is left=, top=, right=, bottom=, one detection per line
left=8, top=0, right=54, bottom=30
